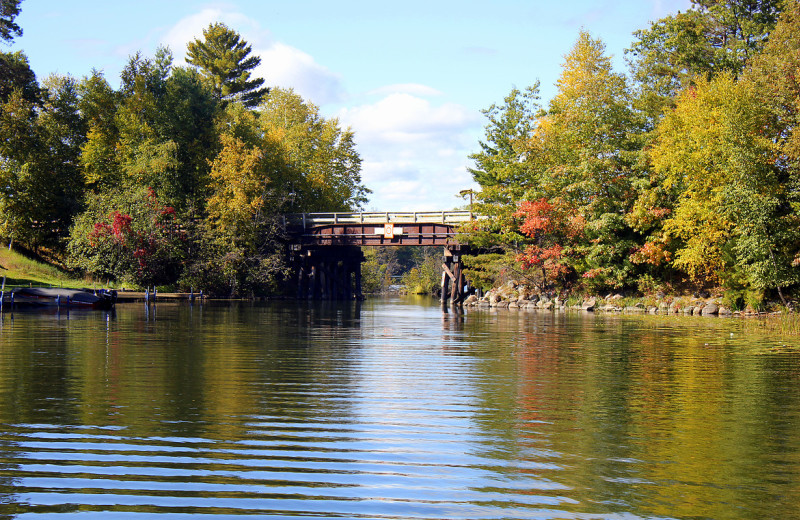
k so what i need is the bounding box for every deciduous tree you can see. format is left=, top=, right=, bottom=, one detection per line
left=259, top=88, right=368, bottom=212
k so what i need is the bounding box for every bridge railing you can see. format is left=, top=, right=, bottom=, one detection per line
left=284, top=211, right=474, bottom=229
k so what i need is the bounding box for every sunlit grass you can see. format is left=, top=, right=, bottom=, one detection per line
left=0, top=247, right=88, bottom=289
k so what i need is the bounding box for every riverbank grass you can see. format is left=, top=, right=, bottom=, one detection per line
left=0, top=247, right=87, bottom=289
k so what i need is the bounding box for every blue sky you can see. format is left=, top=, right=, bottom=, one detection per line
left=9, top=0, right=691, bottom=211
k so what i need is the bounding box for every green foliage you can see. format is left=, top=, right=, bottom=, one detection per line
left=400, top=248, right=442, bottom=295
left=0, top=73, right=86, bottom=251
left=259, top=88, right=369, bottom=212
left=0, top=51, right=39, bottom=103
left=0, top=0, right=22, bottom=43
left=462, top=252, right=517, bottom=292
left=185, top=23, right=268, bottom=109
left=626, top=0, right=784, bottom=124
left=360, top=248, right=391, bottom=293
left=468, top=85, right=541, bottom=192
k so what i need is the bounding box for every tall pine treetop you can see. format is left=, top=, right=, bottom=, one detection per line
left=0, top=0, right=23, bottom=43
left=185, top=22, right=268, bottom=109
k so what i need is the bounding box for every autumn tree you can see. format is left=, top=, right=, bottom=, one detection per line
left=527, top=31, right=642, bottom=290
left=188, top=104, right=292, bottom=297
left=258, top=88, right=368, bottom=212
left=649, top=66, right=800, bottom=302
left=649, top=75, right=739, bottom=284
left=626, top=0, right=784, bottom=123
left=185, top=23, right=268, bottom=109
left=67, top=187, right=186, bottom=286
left=514, top=198, right=583, bottom=291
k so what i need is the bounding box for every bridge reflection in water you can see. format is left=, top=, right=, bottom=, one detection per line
left=284, top=211, right=473, bottom=304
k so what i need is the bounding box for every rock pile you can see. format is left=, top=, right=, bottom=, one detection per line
left=462, top=282, right=759, bottom=316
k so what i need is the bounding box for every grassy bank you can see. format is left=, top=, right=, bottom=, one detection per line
left=0, top=247, right=87, bottom=289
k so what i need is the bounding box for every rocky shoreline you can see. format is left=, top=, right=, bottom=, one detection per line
left=463, top=282, right=768, bottom=316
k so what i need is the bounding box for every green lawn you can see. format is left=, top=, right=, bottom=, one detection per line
left=0, top=247, right=88, bottom=289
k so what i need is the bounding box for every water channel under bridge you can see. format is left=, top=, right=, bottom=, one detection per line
left=284, top=211, right=475, bottom=303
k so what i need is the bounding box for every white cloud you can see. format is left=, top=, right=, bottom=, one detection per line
left=255, top=43, right=344, bottom=105
left=339, top=92, right=480, bottom=211
left=161, top=8, right=261, bottom=60
left=160, top=9, right=344, bottom=105
left=340, top=93, right=475, bottom=144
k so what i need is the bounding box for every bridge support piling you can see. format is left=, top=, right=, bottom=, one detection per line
left=291, top=246, right=365, bottom=300
left=441, top=245, right=469, bottom=305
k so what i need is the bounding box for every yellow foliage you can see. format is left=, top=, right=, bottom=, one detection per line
left=206, top=132, right=282, bottom=247
left=650, top=74, right=743, bottom=282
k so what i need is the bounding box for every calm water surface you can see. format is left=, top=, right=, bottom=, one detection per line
left=0, top=297, right=798, bottom=519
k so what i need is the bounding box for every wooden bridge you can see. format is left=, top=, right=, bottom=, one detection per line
left=284, top=211, right=473, bottom=304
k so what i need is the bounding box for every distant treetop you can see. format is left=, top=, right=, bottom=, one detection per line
left=0, top=0, right=23, bottom=43
left=185, top=22, right=269, bottom=109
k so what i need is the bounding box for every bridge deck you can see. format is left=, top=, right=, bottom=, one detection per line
left=284, top=211, right=472, bottom=229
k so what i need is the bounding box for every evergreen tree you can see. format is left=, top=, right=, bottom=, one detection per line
left=0, top=0, right=22, bottom=43
left=185, top=23, right=268, bottom=108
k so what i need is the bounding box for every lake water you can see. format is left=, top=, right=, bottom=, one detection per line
left=0, top=297, right=798, bottom=519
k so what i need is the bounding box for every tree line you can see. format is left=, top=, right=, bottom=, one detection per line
left=465, top=0, right=800, bottom=310
left=0, top=4, right=369, bottom=296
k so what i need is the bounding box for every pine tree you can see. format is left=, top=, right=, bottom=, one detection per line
left=0, top=0, right=22, bottom=43
left=185, top=23, right=268, bottom=109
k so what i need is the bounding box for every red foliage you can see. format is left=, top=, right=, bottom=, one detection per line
left=111, top=211, right=133, bottom=238
left=582, top=267, right=607, bottom=279
left=513, top=198, right=584, bottom=284
left=515, top=198, right=556, bottom=238
left=83, top=190, right=185, bottom=285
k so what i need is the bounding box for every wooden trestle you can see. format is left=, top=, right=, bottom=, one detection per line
left=292, top=246, right=364, bottom=300
left=285, top=211, right=474, bottom=304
